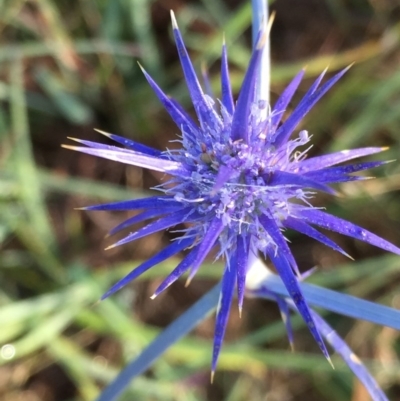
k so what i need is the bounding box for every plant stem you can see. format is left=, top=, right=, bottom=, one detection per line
left=251, top=0, right=270, bottom=104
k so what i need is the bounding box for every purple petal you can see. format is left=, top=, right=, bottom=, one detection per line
left=298, top=147, right=387, bottom=173
left=108, top=208, right=199, bottom=249
left=62, top=145, right=191, bottom=178
left=284, top=216, right=351, bottom=259
left=266, top=170, right=336, bottom=195
left=201, top=62, right=214, bottom=98
left=109, top=205, right=185, bottom=236
left=326, top=176, right=372, bottom=184
left=311, top=310, right=389, bottom=401
left=236, top=235, right=250, bottom=314
left=303, top=175, right=370, bottom=184
left=272, top=67, right=350, bottom=147
left=304, top=160, right=389, bottom=183
left=152, top=245, right=200, bottom=297
left=267, top=250, right=331, bottom=361
left=139, top=65, right=199, bottom=142
left=252, top=280, right=294, bottom=348
left=212, top=260, right=237, bottom=374
left=297, top=147, right=387, bottom=173
left=275, top=296, right=294, bottom=349
left=259, top=214, right=300, bottom=276
left=271, top=69, right=305, bottom=130
left=80, top=196, right=178, bottom=211
left=270, top=69, right=327, bottom=143
left=94, top=130, right=163, bottom=157
left=221, top=42, right=234, bottom=115
left=168, top=97, right=196, bottom=123
left=230, top=30, right=265, bottom=143
left=211, top=164, right=236, bottom=194
left=101, top=237, right=193, bottom=300
left=298, top=208, right=400, bottom=255
left=67, top=138, right=133, bottom=152
left=186, top=217, right=224, bottom=284
left=171, top=12, right=222, bottom=131
left=68, top=134, right=162, bottom=159
left=302, top=68, right=327, bottom=97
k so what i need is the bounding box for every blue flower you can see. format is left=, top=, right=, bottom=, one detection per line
left=64, top=12, right=400, bottom=375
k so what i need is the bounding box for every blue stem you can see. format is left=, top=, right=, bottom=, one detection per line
left=96, top=283, right=221, bottom=401
left=251, top=0, right=270, bottom=103
left=255, top=274, right=400, bottom=330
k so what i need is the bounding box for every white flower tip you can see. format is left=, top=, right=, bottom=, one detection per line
left=94, top=128, right=112, bottom=138
left=184, top=276, right=193, bottom=287
left=91, top=299, right=101, bottom=308
left=381, top=146, right=390, bottom=152
left=66, top=136, right=81, bottom=143
left=61, top=144, right=79, bottom=151
left=105, top=244, right=117, bottom=251
left=256, top=11, right=276, bottom=50
left=170, top=10, right=178, bottom=30
left=289, top=341, right=295, bottom=352
left=331, top=188, right=343, bottom=198
left=299, top=266, right=318, bottom=281
left=137, top=61, right=146, bottom=74
left=210, top=371, right=215, bottom=384
left=327, top=356, right=335, bottom=370
left=150, top=293, right=157, bottom=300
left=201, top=61, right=208, bottom=75
left=256, top=31, right=268, bottom=51
left=350, top=352, right=362, bottom=365
left=267, top=10, right=276, bottom=33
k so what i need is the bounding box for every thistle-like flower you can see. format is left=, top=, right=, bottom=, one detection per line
left=64, top=12, right=400, bottom=374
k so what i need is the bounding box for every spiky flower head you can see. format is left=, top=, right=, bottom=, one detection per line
left=64, top=12, right=400, bottom=373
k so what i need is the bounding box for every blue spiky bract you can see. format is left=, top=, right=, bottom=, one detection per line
left=65, top=12, right=400, bottom=375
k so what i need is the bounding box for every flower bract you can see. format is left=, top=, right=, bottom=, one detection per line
left=64, top=12, right=400, bottom=374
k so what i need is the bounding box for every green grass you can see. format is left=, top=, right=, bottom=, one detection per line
left=1, top=0, right=400, bottom=400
